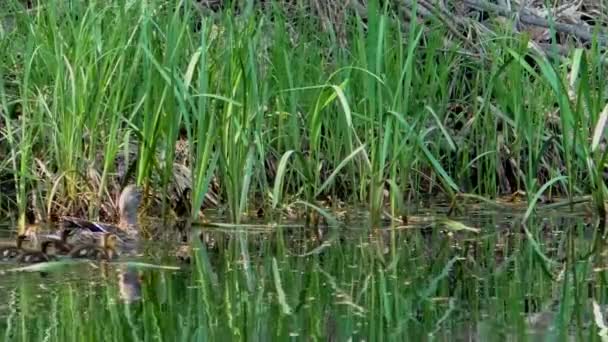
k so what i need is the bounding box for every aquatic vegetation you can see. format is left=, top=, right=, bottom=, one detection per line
left=0, top=0, right=603, bottom=226
left=0, top=210, right=604, bottom=340
left=0, top=0, right=607, bottom=339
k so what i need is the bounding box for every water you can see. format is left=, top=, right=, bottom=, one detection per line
left=0, top=202, right=605, bottom=341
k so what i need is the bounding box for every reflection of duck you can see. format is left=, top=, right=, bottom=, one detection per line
left=17, top=240, right=56, bottom=264
left=175, top=232, right=210, bottom=263
left=0, top=235, right=29, bottom=261
left=175, top=243, right=193, bottom=263
left=68, top=233, right=119, bottom=260
left=118, top=266, right=143, bottom=303
left=61, top=185, right=143, bottom=253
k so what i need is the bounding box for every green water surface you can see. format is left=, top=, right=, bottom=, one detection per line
left=0, top=206, right=605, bottom=341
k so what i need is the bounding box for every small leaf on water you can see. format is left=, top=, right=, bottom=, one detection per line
left=437, top=219, right=480, bottom=233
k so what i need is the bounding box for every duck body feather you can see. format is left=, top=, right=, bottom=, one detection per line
left=61, top=217, right=139, bottom=253
left=16, top=240, right=56, bottom=264
left=0, top=245, right=22, bottom=261
left=68, top=233, right=119, bottom=261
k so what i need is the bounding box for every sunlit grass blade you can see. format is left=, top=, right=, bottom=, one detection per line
left=272, top=257, right=292, bottom=315
left=436, top=218, right=480, bottom=233
left=271, top=150, right=296, bottom=209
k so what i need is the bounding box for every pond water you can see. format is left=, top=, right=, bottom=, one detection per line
left=0, top=202, right=606, bottom=341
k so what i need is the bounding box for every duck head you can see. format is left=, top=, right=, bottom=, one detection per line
left=118, top=184, right=142, bottom=231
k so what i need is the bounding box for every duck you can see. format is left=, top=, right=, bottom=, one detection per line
left=0, top=235, right=29, bottom=261
left=68, top=233, right=119, bottom=261
left=50, top=228, right=74, bottom=254
left=21, top=224, right=78, bottom=257
left=16, top=240, right=57, bottom=264
left=175, top=243, right=194, bottom=263
left=60, top=184, right=143, bottom=253
left=40, top=229, right=75, bottom=255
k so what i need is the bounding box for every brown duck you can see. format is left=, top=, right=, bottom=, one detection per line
left=60, top=184, right=143, bottom=253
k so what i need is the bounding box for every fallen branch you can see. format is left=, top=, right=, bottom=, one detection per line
left=463, top=0, right=608, bottom=46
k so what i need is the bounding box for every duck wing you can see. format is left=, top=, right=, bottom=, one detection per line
left=61, top=216, right=121, bottom=234
left=61, top=217, right=139, bottom=254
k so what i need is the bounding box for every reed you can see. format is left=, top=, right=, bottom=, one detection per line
left=2, top=4, right=608, bottom=341
left=0, top=0, right=606, bottom=223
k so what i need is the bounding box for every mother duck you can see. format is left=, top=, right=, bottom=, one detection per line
left=58, top=184, right=143, bottom=255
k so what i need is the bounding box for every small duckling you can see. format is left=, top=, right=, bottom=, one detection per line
left=49, top=228, right=74, bottom=255
left=0, top=235, right=28, bottom=261
left=17, top=240, right=57, bottom=264
left=68, top=233, right=119, bottom=261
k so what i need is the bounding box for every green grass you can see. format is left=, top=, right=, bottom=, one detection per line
left=3, top=3, right=608, bottom=339
left=0, top=2, right=606, bottom=225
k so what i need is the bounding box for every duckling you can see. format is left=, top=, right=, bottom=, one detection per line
left=0, top=235, right=28, bottom=261
left=68, top=233, right=119, bottom=261
left=17, top=240, right=57, bottom=264
left=20, top=224, right=83, bottom=257
left=48, top=228, right=74, bottom=255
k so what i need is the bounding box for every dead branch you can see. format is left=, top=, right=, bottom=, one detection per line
left=463, top=0, right=608, bottom=46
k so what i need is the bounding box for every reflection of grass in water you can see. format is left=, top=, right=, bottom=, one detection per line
left=0, top=0, right=607, bottom=338
left=0, top=210, right=606, bottom=341
left=0, top=212, right=603, bottom=339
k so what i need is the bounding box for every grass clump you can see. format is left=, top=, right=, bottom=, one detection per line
left=0, top=0, right=606, bottom=227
